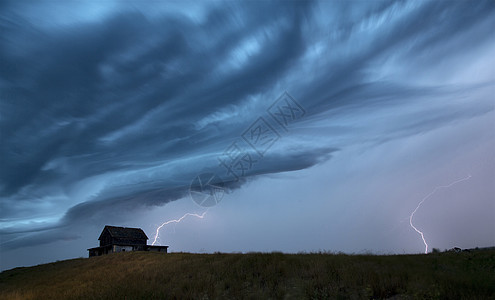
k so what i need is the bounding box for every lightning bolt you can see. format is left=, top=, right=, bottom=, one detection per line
left=152, top=210, right=208, bottom=246
left=409, top=174, right=472, bottom=254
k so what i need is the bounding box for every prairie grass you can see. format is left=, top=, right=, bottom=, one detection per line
left=0, top=250, right=494, bottom=299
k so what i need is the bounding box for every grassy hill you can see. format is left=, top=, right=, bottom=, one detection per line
left=1, top=250, right=494, bottom=299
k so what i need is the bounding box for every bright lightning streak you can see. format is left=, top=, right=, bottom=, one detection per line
left=152, top=211, right=207, bottom=246
left=409, top=174, right=472, bottom=254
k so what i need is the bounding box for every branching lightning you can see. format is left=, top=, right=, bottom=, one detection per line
left=152, top=210, right=208, bottom=246
left=409, top=174, right=472, bottom=254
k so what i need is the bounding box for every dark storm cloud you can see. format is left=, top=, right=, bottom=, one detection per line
left=0, top=2, right=309, bottom=195
left=1, top=1, right=317, bottom=247
left=1, top=0, right=494, bottom=250
left=302, top=1, right=495, bottom=114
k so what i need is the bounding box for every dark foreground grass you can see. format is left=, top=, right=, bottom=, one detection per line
left=1, top=250, right=494, bottom=299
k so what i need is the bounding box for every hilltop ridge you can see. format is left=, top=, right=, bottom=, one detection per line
left=1, top=250, right=494, bottom=299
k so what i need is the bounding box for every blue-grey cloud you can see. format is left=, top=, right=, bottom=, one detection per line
left=1, top=0, right=494, bottom=254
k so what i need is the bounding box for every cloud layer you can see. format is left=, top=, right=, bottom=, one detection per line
left=1, top=0, right=494, bottom=262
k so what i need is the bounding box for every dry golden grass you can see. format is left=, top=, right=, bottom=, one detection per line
left=1, top=250, right=494, bottom=299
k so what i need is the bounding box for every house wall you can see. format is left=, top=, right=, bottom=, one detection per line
left=147, top=246, right=168, bottom=253
left=89, top=245, right=168, bottom=257
left=112, top=237, right=147, bottom=246
left=100, top=232, right=113, bottom=246
left=112, top=245, right=133, bottom=253
left=90, top=227, right=165, bottom=257
left=99, top=230, right=147, bottom=247
left=88, top=245, right=111, bottom=257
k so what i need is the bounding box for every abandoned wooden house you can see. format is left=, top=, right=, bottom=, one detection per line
left=87, top=225, right=168, bottom=257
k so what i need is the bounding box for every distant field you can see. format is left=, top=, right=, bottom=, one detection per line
left=1, top=250, right=494, bottom=299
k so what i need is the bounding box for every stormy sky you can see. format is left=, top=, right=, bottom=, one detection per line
left=1, top=0, right=494, bottom=271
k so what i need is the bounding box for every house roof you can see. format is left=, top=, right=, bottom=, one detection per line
left=99, top=225, right=148, bottom=240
